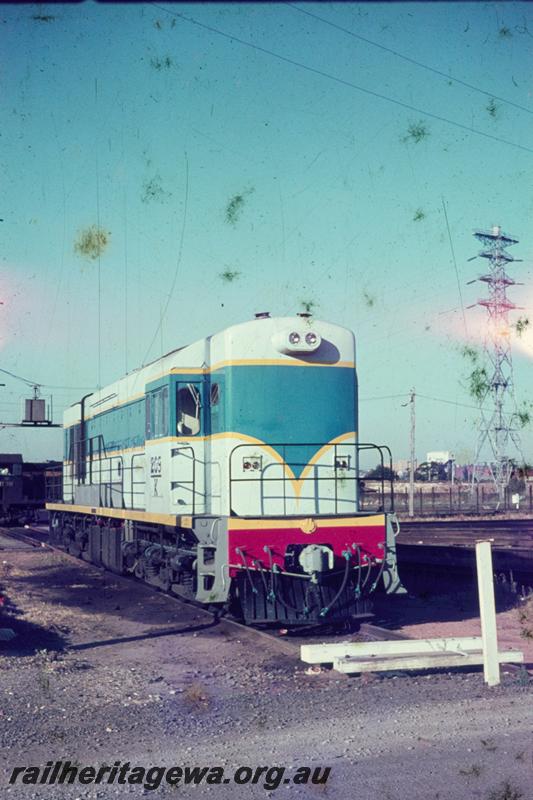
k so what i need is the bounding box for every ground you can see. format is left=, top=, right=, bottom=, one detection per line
left=1, top=539, right=532, bottom=800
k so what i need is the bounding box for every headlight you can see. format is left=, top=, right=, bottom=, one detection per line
left=272, top=327, right=322, bottom=353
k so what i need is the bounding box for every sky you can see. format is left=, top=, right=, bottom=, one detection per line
left=2, top=1, right=533, bottom=466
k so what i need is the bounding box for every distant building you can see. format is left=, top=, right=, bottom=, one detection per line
left=427, top=451, right=451, bottom=464
left=393, top=460, right=412, bottom=480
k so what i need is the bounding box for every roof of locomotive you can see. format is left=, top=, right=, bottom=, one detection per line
left=63, top=315, right=356, bottom=426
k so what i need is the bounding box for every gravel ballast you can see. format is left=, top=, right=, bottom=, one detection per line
left=1, top=546, right=532, bottom=800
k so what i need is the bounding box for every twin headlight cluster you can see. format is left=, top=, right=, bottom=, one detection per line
left=288, top=331, right=318, bottom=346
left=273, top=329, right=322, bottom=354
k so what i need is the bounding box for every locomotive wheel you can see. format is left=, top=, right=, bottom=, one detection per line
left=160, top=569, right=173, bottom=594
left=63, top=526, right=76, bottom=553
left=227, top=585, right=245, bottom=623
left=68, top=537, right=82, bottom=558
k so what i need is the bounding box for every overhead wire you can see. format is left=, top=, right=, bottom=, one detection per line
left=122, top=134, right=129, bottom=375
left=359, top=394, right=409, bottom=402
left=142, top=152, right=189, bottom=365
left=442, top=198, right=468, bottom=338
left=286, top=3, right=533, bottom=117
left=0, top=367, right=92, bottom=392
left=359, top=391, right=509, bottom=417
left=151, top=3, right=533, bottom=155
left=95, top=77, right=102, bottom=389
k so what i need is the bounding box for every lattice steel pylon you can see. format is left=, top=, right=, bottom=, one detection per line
left=470, top=225, right=524, bottom=501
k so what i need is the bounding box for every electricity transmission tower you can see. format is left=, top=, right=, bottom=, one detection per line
left=469, top=225, right=524, bottom=501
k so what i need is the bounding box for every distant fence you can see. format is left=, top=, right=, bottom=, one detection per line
left=360, top=482, right=533, bottom=516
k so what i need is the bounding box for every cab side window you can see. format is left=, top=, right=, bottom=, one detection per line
left=145, top=387, right=169, bottom=439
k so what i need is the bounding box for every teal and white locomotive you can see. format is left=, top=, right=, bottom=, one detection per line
left=48, top=313, right=403, bottom=624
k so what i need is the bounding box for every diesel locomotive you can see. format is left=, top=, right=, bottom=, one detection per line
left=47, top=313, right=404, bottom=625
left=0, top=454, right=62, bottom=524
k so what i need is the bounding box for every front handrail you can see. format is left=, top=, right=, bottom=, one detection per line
left=357, top=442, right=395, bottom=512
left=228, top=441, right=394, bottom=516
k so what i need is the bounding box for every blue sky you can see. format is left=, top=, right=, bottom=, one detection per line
left=3, top=2, right=533, bottom=465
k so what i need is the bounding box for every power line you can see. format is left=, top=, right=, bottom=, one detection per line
left=361, top=390, right=506, bottom=415
left=359, top=393, right=409, bottom=401
left=286, top=3, right=533, bottom=117
left=417, top=392, right=504, bottom=414
left=442, top=198, right=468, bottom=338
left=95, top=77, right=102, bottom=389
left=152, top=3, right=533, bottom=155
left=417, top=392, right=479, bottom=410
left=143, top=152, right=189, bottom=365
left=0, top=368, right=92, bottom=392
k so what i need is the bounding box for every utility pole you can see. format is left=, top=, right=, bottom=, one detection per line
left=409, top=388, right=416, bottom=518
left=469, top=225, right=524, bottom=503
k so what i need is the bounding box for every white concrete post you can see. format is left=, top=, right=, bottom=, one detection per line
left=476, top=540, right=500, bottom=686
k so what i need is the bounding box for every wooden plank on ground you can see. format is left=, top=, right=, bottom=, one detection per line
left=301, top=636, right=483, bottom=664
left=333, top=648, right=524, bottom=674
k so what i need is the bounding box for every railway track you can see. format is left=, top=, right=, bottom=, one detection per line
left=0, top=526, right=403, bottom=659
left=396, top=518, right=533, bottom=590
left=398, top=517, right=533, bottom=549
left=4, top=525, right=528, bottom=676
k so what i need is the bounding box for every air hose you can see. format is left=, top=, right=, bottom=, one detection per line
left=319, top=551, right=351, bottom=618
left=352, top=544, right=362, bottom=600
left=253, top=559, right=275, bottom=602
left=360, top=555, right=373, bottom=592
left=235, top=547, right=258, bottom=594
left=263, top=546, right=302, bottom=614
left=369, top=544, right=387, bottom=593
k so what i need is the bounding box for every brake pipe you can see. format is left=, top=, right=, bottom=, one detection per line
left=369, top=542, right=387, bottom=593
left=319, top=550, right=351, bottom=617
left=253, top=558, right=275, bottom=602
left=235, top=547, right=258, bottom=594
left=263, top=545, right=302, bottom=614
left=357, top=550, right=375, bottom=592
left=351, top=544, right=363, bottom=599
left=271, top=563, right=304, bottom=614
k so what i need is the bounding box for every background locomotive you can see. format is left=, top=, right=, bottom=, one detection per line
left=47, top=313, right=404, bottom=624
left=0, top=454, right=62, bottom=524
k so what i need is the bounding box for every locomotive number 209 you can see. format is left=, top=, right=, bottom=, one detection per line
left=150, top=456, right=162, bottom=477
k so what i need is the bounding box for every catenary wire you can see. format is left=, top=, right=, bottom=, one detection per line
left=286, top=3, right=533, bottom=117
left=151, top=3, right=533, bottom=155
left=142, top=152, right=189, bottom=366
left=442, top=198, right=468, bottom=339
left=0, top=368, right=93, bottom=392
